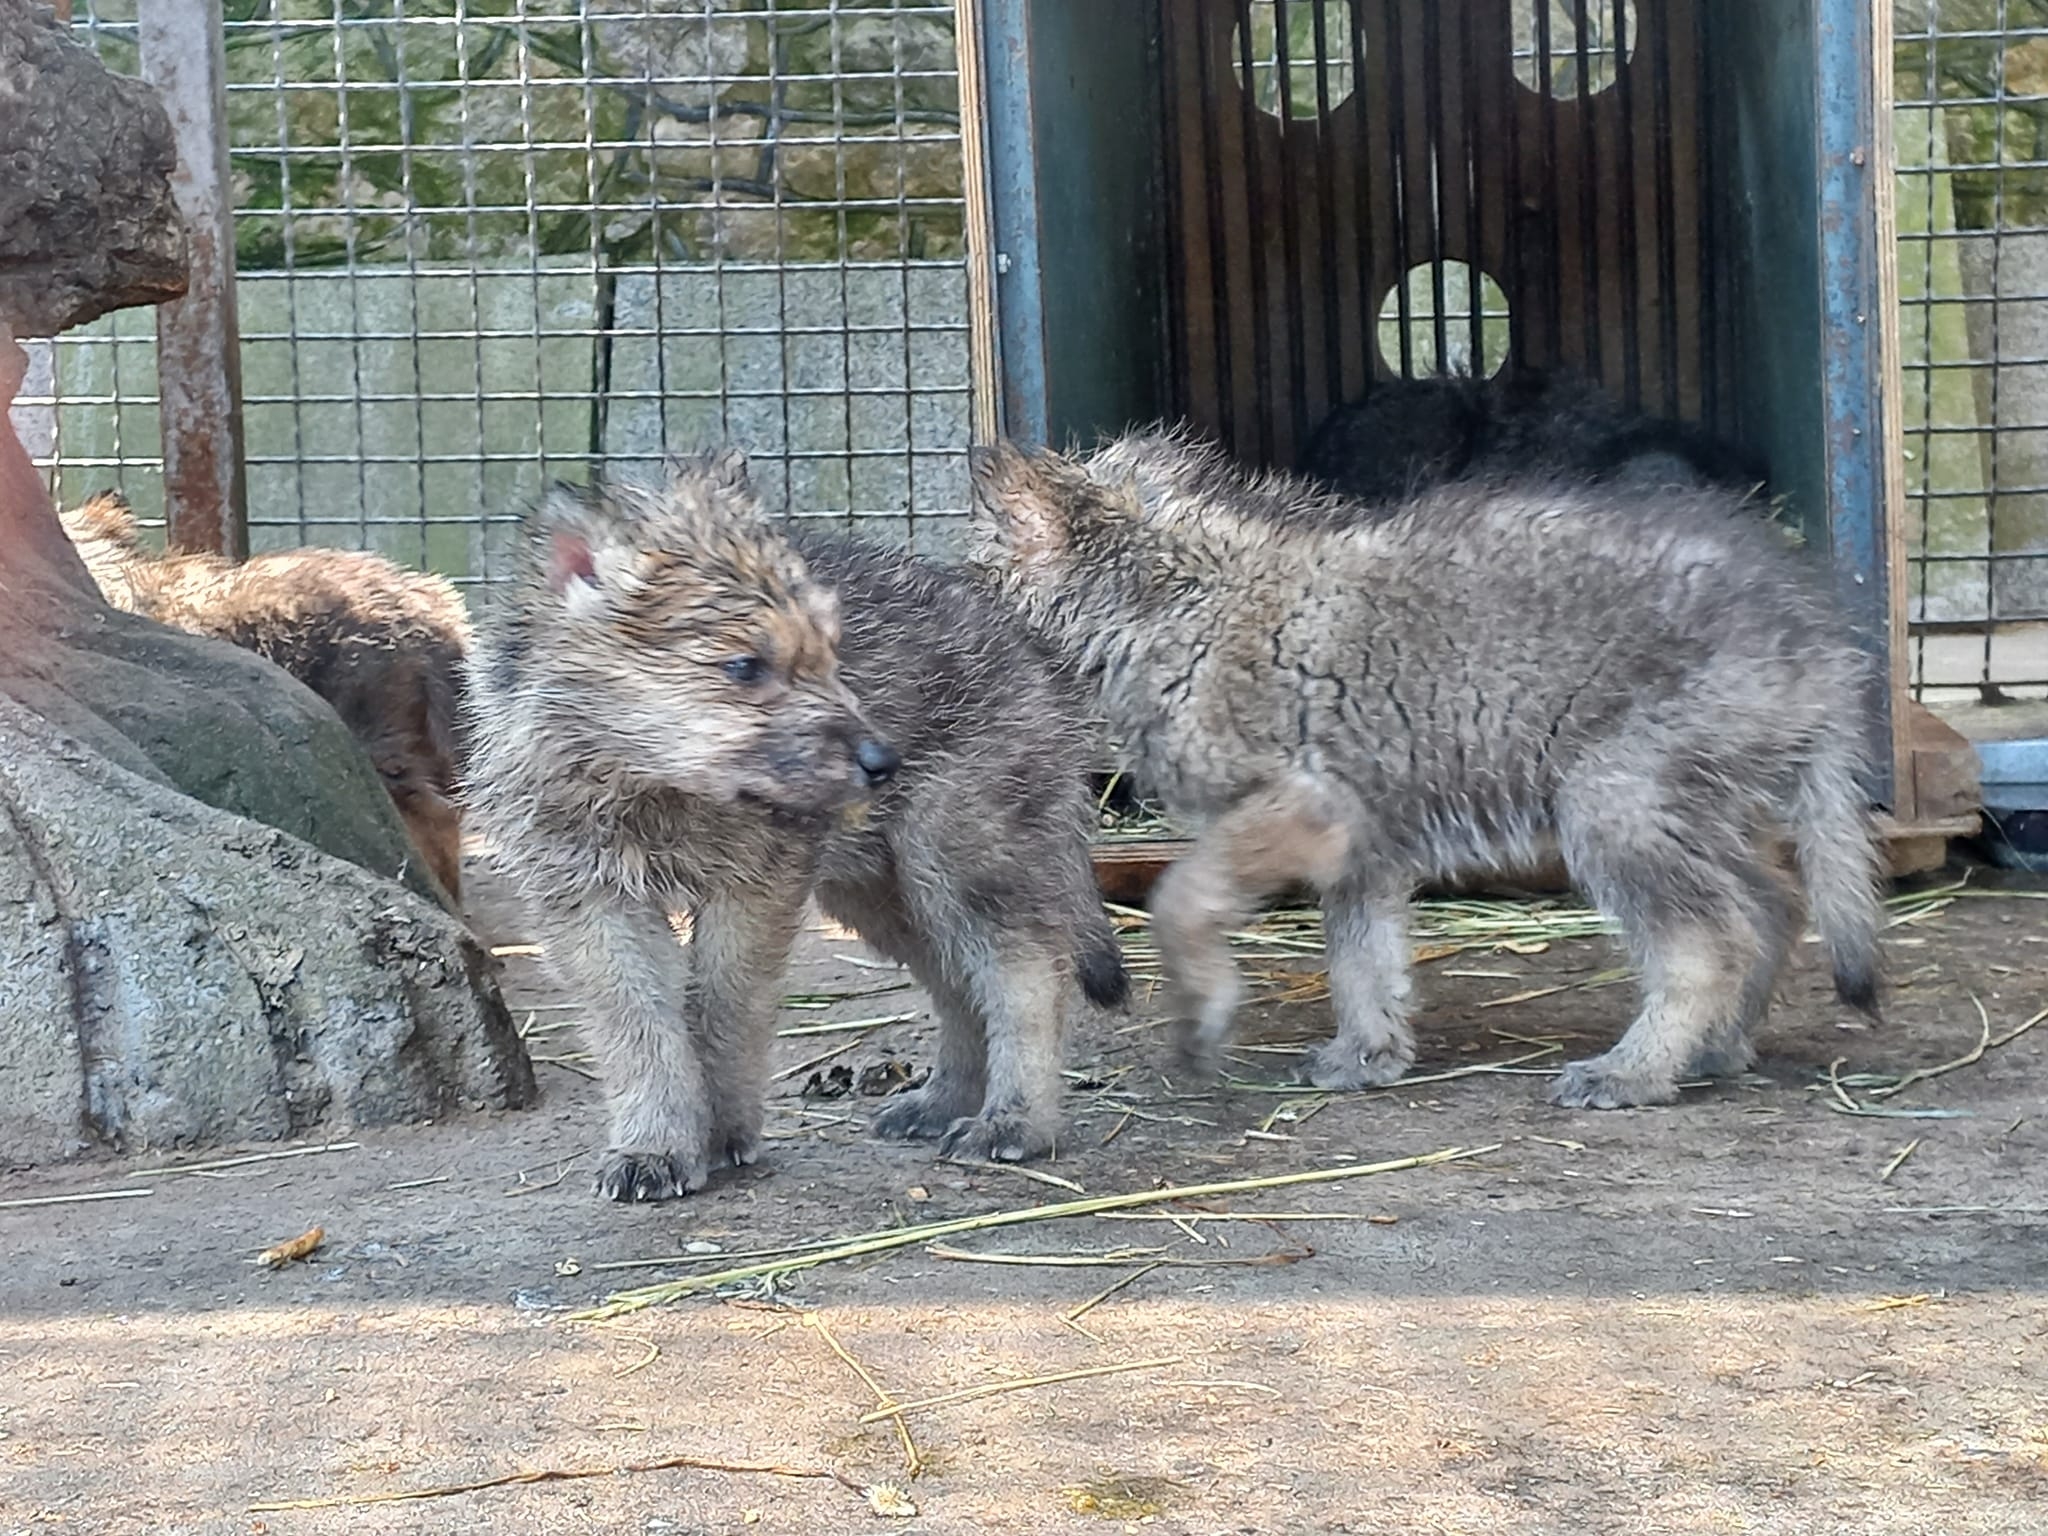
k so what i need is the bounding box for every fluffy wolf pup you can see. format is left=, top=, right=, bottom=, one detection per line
left=1297, top=368, right=1767, bottom=507
left=62, top=490, right=471, bottom=902
left=968, top=431, right=1882, bottom=1110
left=463, top=452, right=1126, bottom=1200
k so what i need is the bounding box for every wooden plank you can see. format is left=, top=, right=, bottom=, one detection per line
left=138, top=0, right=248, bottom=559
left=1091, top=813, right=1981, bottom=906
left=955, top=0, right=1002, bottom=445
left=1904, top=699, right=1982, bottom=823
left=1871, top=0, right=1917, bottom=824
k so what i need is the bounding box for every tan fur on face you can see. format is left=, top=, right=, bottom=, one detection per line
left=504, top=467, right=878, bottom=816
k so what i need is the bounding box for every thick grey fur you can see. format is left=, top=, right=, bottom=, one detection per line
left=970, top=428, right=1883, bottom=1110
left=464, top=452, right=1125, bottom=1200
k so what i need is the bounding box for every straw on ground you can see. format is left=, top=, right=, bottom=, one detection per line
left=572, top=1145, right=1496, bottom=1320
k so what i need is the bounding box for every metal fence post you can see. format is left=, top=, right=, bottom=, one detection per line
left=139, top=0, right=248, bottom=558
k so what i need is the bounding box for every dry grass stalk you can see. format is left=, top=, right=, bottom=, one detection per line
left=136, top=1141, right=361, bottom=1178
left=1866, top=1000, right=2045, bottom=1099
left=588, top=1236, right=849, bottom=1275
left=0, top=1187, right=153, bottom=1212
left=1064, top=1262, right=1165, bottom=1322
left=855, top=1356, right=1183, bottom=1426
left=925, top=1244, right=1169, bottom=1266
left=1821, top=999, right=2045, bottom=1118
left=574, top=1144, right=1497, bottom=1320
left=1879, top=1138, right=1921, bottom=1183
left=1226, top=1044, right=1562, bottom=1094
left=932, top=1243, right=1308, bottom=1273
left=778, top=1009, right=919, bottom=1038
left=940, top=1158, right=1086, bottom=1193
left=248, top=1453, right=859, bottom=1512
left=1098, top=1210, right=1394, bottom=1224
left=805, top=1313, right=924, bottom=1478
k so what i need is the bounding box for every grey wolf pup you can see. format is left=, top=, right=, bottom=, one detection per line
left=1298, top=369, right=1766, bottom=507
left=462, top=452, right=1126, bottom=1200
left=968, top=430, right=1882, bottom=1110
left=62, top=491, right=471, bottom=901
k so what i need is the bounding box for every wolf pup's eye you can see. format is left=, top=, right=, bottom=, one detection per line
left=722, top=655, right=767, bottom=685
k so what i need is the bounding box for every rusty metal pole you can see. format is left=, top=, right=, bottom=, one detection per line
left=139, top=0, right=248, bottom=558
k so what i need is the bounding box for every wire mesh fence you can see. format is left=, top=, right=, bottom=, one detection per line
left=12, top=0, right=2048, bottom=697
left=13, top=0, right=974, bottom=592
left=1896, top=0, right=2048, bottom=699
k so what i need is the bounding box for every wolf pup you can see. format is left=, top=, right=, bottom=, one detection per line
left=1298, top=369, right=1766, bottom=507
left=969, top=431, right=1881, bottom=1110
left=463, top=452, right=1126, bottom=1200
left=62, top=491, right=471, bottom=902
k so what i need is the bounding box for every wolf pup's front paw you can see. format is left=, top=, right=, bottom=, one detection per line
left=1302, top=1034, right=1414, bottom=1092
left=936, top=1106, right=1056, bottom=1164
left=1548, top=1055, right=1681, bottom=1110
left=871, top=1077, right=978, bottom=1143
left=595, top=1147, right=710, bottom=1202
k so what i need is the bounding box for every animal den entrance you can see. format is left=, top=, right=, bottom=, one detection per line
left=975, top=0, right=1966, bottom=851
left=1159, top=0, right=1695, bottom=468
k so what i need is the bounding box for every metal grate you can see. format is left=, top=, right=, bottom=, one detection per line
left=1896, top=0, right=2048, bottom=700
left=20, top=0, right=973, bottom=589
left=1158, top=0, right=1712, bottom=471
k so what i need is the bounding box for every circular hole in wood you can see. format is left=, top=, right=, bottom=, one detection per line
left=1234, top=0, right=1359, bottom=120
left=1512, top=0, right=1638, bottom=98
left=1376, top=260, right=1513, bottom=379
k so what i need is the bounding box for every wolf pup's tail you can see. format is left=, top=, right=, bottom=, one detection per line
left=1791, top=733, right=1885, bottom=1019
left=1075, top=906, right=1131, bottom=1011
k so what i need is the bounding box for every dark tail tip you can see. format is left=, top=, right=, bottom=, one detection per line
left=1834, top=961, right=1884, bottom=1022
left=1078, top=937, right=1130, bottom=1011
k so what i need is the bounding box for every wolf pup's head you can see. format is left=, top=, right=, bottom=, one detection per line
left=966, top=440, right=1154, bottom=643
left=520, top=450, right=898, bottom=815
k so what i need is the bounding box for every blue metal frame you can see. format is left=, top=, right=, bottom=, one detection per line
left=980, top=0, right=1050, bottom=447
left=1813, top=0, right=1898, bottom=805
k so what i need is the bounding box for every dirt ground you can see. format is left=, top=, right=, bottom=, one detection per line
left=3, top=854, right=2045, bottom=1536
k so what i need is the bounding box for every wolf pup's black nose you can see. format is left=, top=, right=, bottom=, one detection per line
left=855, top=737, right=901, bottom=785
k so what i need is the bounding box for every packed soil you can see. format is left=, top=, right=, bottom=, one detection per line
left=3, top=855, right=2044, bottom=1536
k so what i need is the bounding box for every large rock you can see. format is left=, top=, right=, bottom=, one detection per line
left=0, top=12, right=532, bottom=1170
left=0, top=4, right=187, bottom=338
left=1, top=577, right=454, bottom=909
left=0, top=699, right=535, bottom=1166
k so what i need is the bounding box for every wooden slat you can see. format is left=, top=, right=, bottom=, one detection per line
left=954, top=0, right=1002, bottom=445
left=1870, top=0, right=1917, bottom=824
left=1092, top=815, right=1981, bottom=906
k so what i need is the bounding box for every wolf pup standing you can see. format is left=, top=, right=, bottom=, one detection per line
left=970, top=431, right=1881, bottom=1110
left=464, top=452, right=1125, bottom=1201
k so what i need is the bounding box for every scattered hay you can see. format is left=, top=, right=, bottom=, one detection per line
left=1818, top=999, right=2045, bottom=1117
left=572, top=1144, right=1496, bottom=1320
left=855, top=1356, right=1183, bottom=1426
left=248, top=1453, right=861, bottom=1512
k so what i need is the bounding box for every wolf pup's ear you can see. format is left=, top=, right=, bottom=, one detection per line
left=969, top=440, right=1075, bottom=571
left=660, top=449, right=766, bottom=531
left=533, top=484, right=639, bottom=615
left=702, top=446, right=752, bottom=493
